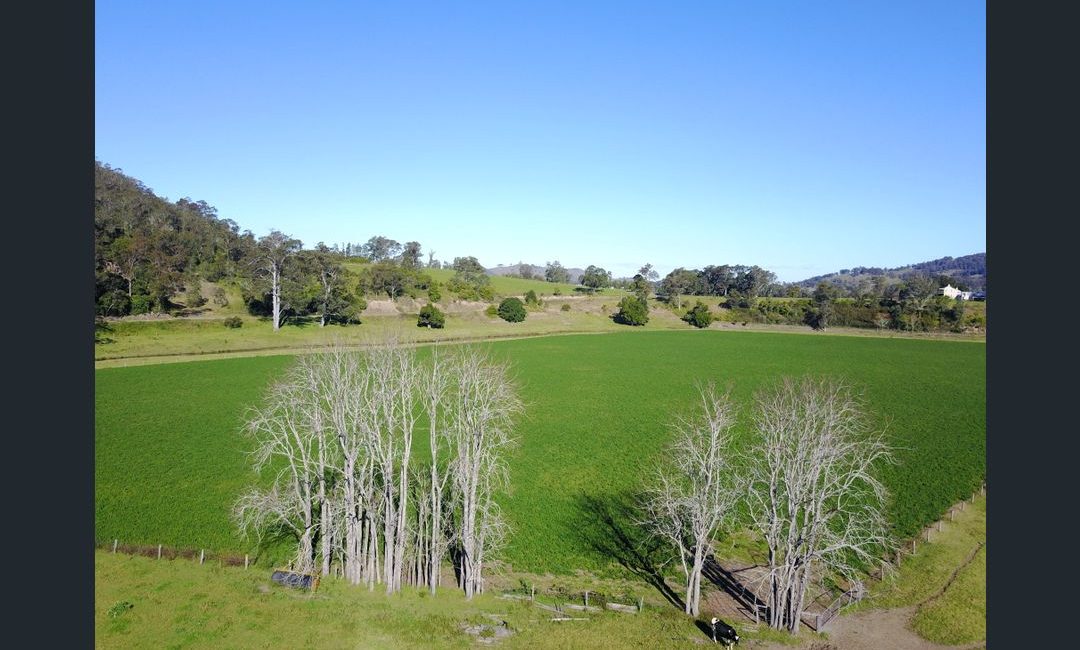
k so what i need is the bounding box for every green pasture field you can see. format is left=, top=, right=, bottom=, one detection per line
left=94, top=297, right=673, bottom=364
left=96, top=330, right=985, bottom=576
left=852, top=493, right=986, bottom=646
left=95, top=550, right=809, bottom=649
left=910, top=545, right=986, bottom=645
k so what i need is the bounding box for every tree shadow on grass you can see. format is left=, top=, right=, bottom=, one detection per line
left=573, top=492, right=685, bottom=611
left=94, top=318, right=114, bottom=344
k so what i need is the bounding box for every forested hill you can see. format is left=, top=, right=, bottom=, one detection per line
left=95, top=161, right=255, bottom=314
left=797, top=253, right=986, bottom=292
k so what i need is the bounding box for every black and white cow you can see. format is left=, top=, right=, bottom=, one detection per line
left=710, top=617, right=739, bottom=646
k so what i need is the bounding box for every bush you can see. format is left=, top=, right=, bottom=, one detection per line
left=417, top=304, right=445, bottom=328
left=497, top=297, right=527, bottom=323
left=682, top=301, right=713, bottom=328
left=524, top=289, right=540, bottom=306
left=107, top=601, right=134, bottom=619
left=130, top=294, right=152, bottom=315
left=186, top=284, right=206, bottom=308
left=428, top=283, right=442, bottom=303
left=97, top=290, right=131, bottom=317
left=211, top=287, right=229, bottom=306
left=560, top=303, right=571, bottom=312
left=613, top=296, right=649, bottom=326
left=485, top=304, right=499, bottom=318
left=223, top=316, right=243, bottom=329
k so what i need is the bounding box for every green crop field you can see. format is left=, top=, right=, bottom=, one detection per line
left=96, top=330, right=985, bottom=575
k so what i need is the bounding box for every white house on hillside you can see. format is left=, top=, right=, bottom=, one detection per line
left=938, top=284, right=973, bottom=300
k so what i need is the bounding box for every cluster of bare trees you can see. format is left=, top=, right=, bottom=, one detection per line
left=234, top=341, right=522, bottom=598
left=645, top=377, right=894, bottom=632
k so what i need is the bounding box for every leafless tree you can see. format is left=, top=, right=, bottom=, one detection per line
left=234, top=340, right=522, bottom=598
left=446, top=348, right=523, bottom=599
left=644, top=383, right=741, bottom=616
left=233, top=355, right=338, bottom=574
left=744, top=376, right=894, bottom=633
left=420, top=347, right=454, bottom=593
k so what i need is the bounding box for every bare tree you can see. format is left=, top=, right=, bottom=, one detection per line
left=233, top=355, right=337, bottom=574
left=745, top=376, right=894, bottom=633
left=234, top=340, right=522, bottom=599
left=447, top=348, right=523, bottom=598
left=645, top=383, right=741, bottom=616
left=420, top=347, right=454, bottom=593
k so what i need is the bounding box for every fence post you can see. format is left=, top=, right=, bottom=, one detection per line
left=949, top=509, right=954, bottom=521
left=912, top=539, right=916, bottom=554
left=584, top=591, right=589, bottom=608
left=112, top=539, right=118, bottom=553
left=158, top=544, right=162, bottom=560
left=924, top=529, right=930, bottom=542
left=638, top=596, right=643, bottom=612
left=937, top=521, right=942, bottom=532
left=245, top=554, right=249, bottom=570
left=531, top=584, right=535, bottom=601
left=200, top=549, right=205, bottom=565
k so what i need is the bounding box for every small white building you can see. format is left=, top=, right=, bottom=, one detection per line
left=938, top=284, right=973, bottom=300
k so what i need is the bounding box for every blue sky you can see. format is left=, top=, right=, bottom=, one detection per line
left=96, top=1, right=985, bottom=282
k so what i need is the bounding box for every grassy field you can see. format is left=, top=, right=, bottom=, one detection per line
left=97, top=330, right=985, bottom=577
left=96, top=295, right=659, bottom=364
left=867, top=494, right=986, bottom=609
left=95, top=550, right=813, bottom=649
left=910, top=545, right=985, bottom=645
left=858, top=493, right=986, bottom=646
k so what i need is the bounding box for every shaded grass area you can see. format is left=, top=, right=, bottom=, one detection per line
left=97, top=550, right=797, bottom=649
left=96, top=331, right=985, bottom=575
left=910, top=546, right=986, bottom=645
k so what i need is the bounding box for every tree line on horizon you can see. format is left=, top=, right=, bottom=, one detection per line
left=95, top=161, right=984, bottom=334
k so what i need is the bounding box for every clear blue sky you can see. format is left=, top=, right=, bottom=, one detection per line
left=96, top=1, right=984, bottom=282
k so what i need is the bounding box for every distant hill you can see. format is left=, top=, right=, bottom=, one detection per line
left=487, top=263, right=586, bottom=285
left=796, top=253, right=986, bottom=292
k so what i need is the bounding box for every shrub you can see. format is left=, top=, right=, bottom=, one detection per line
left=613, top=296, right=649, bottom=326
left=524, top=289, right=539, bottom=306
left=211, top=287, right=229, bottom=306
left=417, top=304, right=445, bottom=328
left=553, top=288, right=562, bottom=296
left=186, top=284, right=206, bottom=308
left=485, top=304, right=499, bottom=318
left=97, top=290, right=131, bottom=317
left=427, top=283, right=442, bottom=303
left=223, top=316, right=243, bottom=329
left=682, top=301, right=713, bottom=328
left=497, top=297, right=527, bottom=323
left=107, top=601, right=134, bottom=619
left=130, top=294, right=152, bottom=315
left=560, top=303, right=571, bottom=312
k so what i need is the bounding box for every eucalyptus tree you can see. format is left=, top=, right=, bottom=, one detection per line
left=545, top=260, right=570, bottom=284
left=252, top=230, right=302, bottom=331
